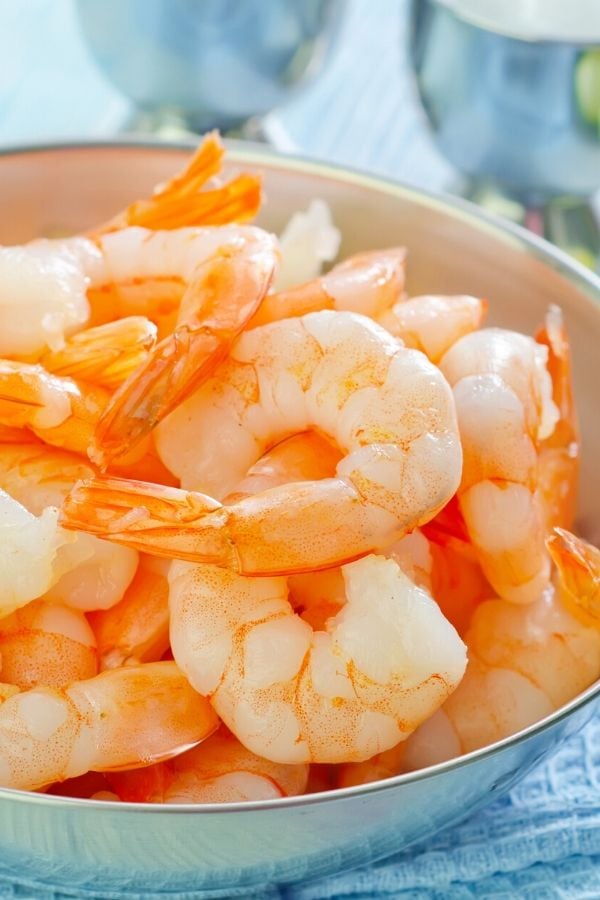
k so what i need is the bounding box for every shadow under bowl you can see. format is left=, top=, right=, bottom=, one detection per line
left=0, top=140, right=599, bottom=897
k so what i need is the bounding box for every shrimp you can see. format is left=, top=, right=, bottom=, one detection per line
left=439, top=326, right=560, bottom=603
left=0, top=487, right=75, bottom=619
left=535, top=306, right=579, bottom=531
left=0, top=600, right=97, bottom=689
left=63, top=311, right=462, bottom=574
left=400, top=528, right=600, bottom=771
left=246, top=249, right=407, bottom=328
left=378, top=294, right=487, bottom=364
left=0, top=661, right=219, bottom=791
left=167, top=552, right=466, bottom=764
left=246, top=247, right=485, bottom=362
left=92, top=230, right=277, bottom=464
left=106, top=728, right=309, bottom=803
left=0, top=360, right=177, bottom=484
left=0, top=223, right=276, bottom=364
left=88, top=556, right=170, bottom=670
left=0, top=444, right=138, bottom=611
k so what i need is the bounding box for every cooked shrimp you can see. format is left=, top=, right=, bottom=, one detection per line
left=88, top=556, right=170, bottom=670
left=337, top=743, right=406, bottom=789
left=0, top=661, right=218, bottom=791
left=246, top=248, right=406, bottom=328
left=535, top=306, right=579, bottom=531
left=439, top=327, right=559, bottom=603
left=0, top=360, right=176, bottom=483
left=378, top=295, right=487, bottom=363
left=63, top=311, right=462, bottom=574
left=400, top=528, right=600, bottom=770
left=247, top=247, right=484, bottom=362
left=107, top=727, right=309, bottom=803
left=0, top=487, right=74, bottom=618
left=0, top=444, right=138, bottom=611
left=168, top=553, right=466, bottom=764
left=0, top=222, right=275, bottom=362
left=41, top=317, right=157, bottom=390
left=92, top=230, right=277, bottom=464
left=0, top=600, right=97, bottom=689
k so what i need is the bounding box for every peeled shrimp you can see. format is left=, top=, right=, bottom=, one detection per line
left=0, top=600, right=97, bottom=689
left=439, top=327, right=560, bottom=603
left=0, top=661, right=218, bottom=791
left=535, top=306, right=579, bottom=531
left=63, top=311, right=462, bottom=574
left=0, top=360, right=176, bottom=484
left=163, top=430, right=466, bottom=765
left=88, top=556, right=170, bottom=669
left=247, top=248, right=485, bottom=362
left=0, top=444, right=138, bottom=611
left=0, top=222, right=275, bottom=361
left=93, top=228, right=277, bottom=464
left=400, top=529, right=600, bottom=771
left=247, top=248, right=406, bottom=328
left=167, top=552, right=465, bottom=764
left=107, top=728, right=309, bottom=803
left=0, top=487, right=73, bottom=618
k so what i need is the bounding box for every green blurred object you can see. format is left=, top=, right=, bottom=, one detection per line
left=576, top=50, right=600, bottom=129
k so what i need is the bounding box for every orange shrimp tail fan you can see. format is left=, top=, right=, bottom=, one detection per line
left=547, top=527, right=600, bottom=625
left=96, top=131, right=262, bottom=233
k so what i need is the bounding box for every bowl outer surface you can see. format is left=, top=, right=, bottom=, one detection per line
left=0, top=142, right=599, bottom=895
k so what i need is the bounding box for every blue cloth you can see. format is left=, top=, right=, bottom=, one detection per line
left=0, top=1, right=599, bottom=898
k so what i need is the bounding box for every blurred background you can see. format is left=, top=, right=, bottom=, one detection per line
left=1, top=0, right=599, bottom=266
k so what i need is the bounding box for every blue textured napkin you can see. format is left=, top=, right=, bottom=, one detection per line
left=1, top=710, right=598, bottom=899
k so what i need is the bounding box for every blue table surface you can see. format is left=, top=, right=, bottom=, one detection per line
left=0, top=2, right=599, bottom=899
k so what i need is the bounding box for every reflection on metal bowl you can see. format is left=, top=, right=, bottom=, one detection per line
left=0, top=142, right=599, bottom=897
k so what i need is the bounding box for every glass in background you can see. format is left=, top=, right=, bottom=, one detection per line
left=75, top=0, right=345, bottom=137
left=407, top=0, right=600, bottom=268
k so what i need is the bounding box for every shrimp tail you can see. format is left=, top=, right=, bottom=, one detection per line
left=92, top=249, right=276, bottom=464
left=41, top=317, right=157, bottom=389
left=61, top=476, right=238, bottom=566
left=97, top=132, right=261, bottom=233
left=547, top=527, right=600, bottom=622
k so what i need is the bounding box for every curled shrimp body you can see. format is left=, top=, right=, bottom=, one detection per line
left=63, top=311, right=462, bottom=574
left=168, top=553, right=466, bottom=764
left=439, top=327, right=559, bottom=604
left=165, top=430, right=466, bottom=766
left=107, top=728, right=309, bottom=803
left=400, top=529, right=600, bottom=771
left=0, top=444, right=138, bottom=611
left=0, top=661, right=219, bottom=791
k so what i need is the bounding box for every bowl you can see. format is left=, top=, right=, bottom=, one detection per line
left=0, top=141, right=599, bottom=898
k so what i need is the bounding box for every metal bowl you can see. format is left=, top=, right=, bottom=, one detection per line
left=0, top=142, right=599, bottom=898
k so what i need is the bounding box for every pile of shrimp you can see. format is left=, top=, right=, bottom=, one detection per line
left=0, top=131, right=597, bottom=804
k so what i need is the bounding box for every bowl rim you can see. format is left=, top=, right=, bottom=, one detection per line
left=1, top=137, right=599, bottom=815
